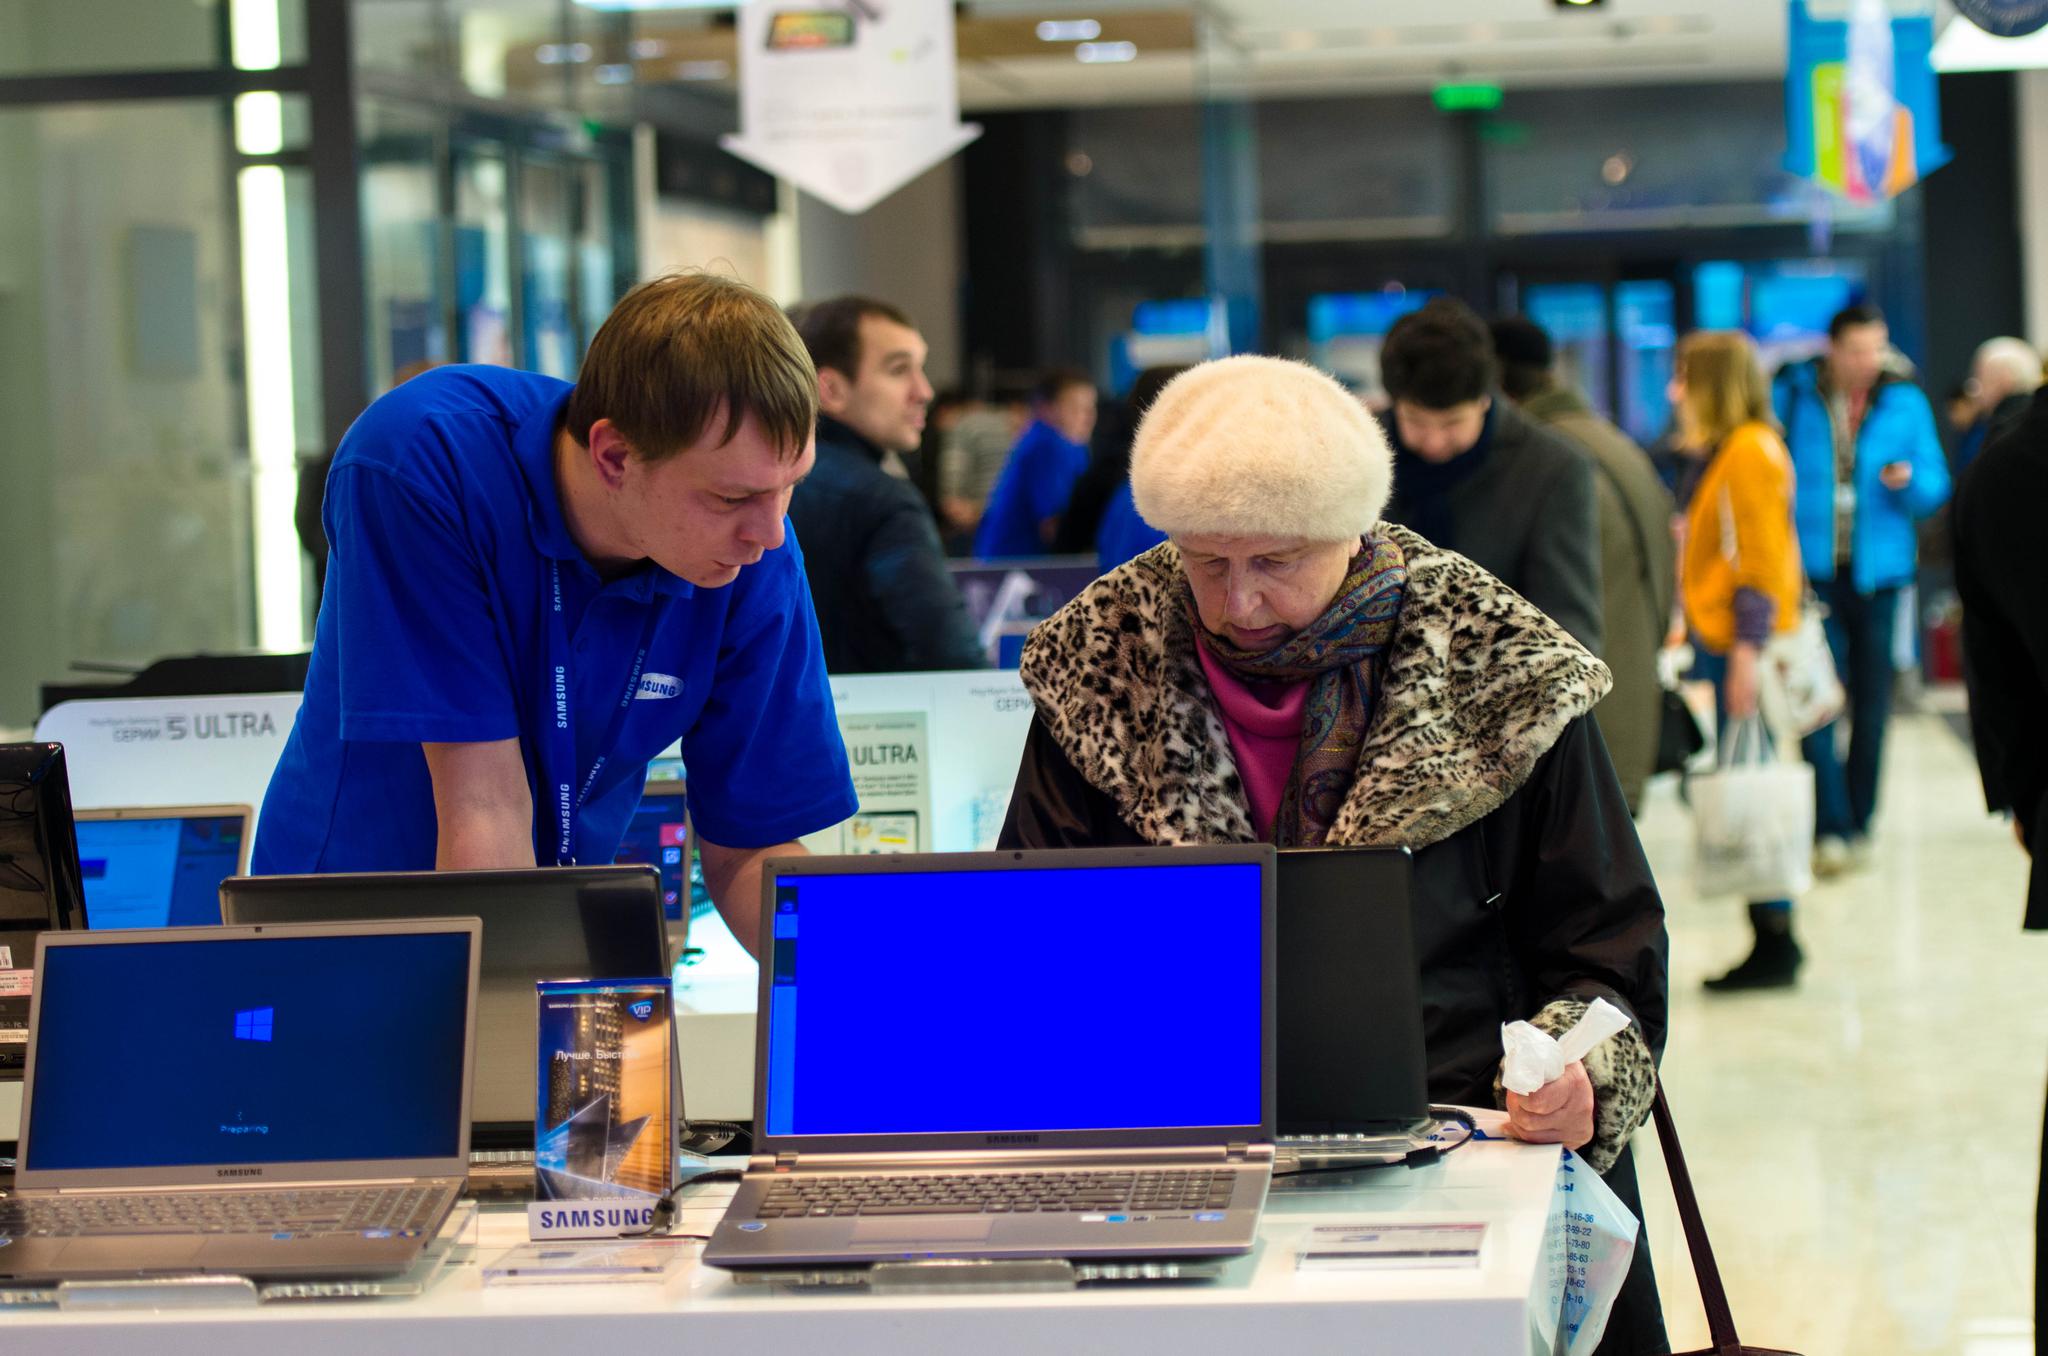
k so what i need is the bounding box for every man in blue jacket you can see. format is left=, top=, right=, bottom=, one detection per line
left=973, top=369, right=1098, bottom=558
left=1774, top=304, right=1950, bottom=873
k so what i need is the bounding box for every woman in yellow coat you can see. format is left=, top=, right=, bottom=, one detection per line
left=1673, top=331, right=1807, bottom=990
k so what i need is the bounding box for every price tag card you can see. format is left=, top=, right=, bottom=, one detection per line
left=1296, top=1222, right=1487, bottom=1271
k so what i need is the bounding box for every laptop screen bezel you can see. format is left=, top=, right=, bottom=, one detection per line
left=752, top=845, right=1276, bottom=1155
left=15, top=917, right=482, bottom=1191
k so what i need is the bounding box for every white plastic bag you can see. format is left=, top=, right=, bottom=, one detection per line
left=1532, top=1149, right=1641, bottom=1356
left=1691, top=716, right=1815, bottom=899
left=1501, top=997, right=1634, bottom=1096
left=1763, top=604, right=1846, bottom=738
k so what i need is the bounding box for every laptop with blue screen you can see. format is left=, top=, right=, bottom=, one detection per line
left=75, top=805, right=253, bottom=929
left=702, top=845, right=1276, bottom=1269
left=0, top=917, right=480, bottom=1283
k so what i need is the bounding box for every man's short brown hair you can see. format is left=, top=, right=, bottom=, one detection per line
left=793, top=295, right=916, bottom=380
left=563, top=272, right=817, bottom=461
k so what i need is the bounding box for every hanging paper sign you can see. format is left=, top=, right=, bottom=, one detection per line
left=721, top=0, right=981, bottom=215
left=1785, top=0, right=1951, bottom=203
left=1952, top=0, right=2048, bottom=37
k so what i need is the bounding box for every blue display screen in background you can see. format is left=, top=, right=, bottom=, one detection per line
left=77, top=815, right=246, bottom=930
left=26, top=931, right=472, bottom=1171
left=764, top=863, right=1265, bottom=1139
left=612, top=792, right=691, bottom=921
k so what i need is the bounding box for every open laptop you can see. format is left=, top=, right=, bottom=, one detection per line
left=75, top=805, right=253, bottom=930
left=0, top=917, right=480, bottom=1283
left=219, top=866, right=673, bottom=1168
left=1275, top=846, right=1434, bottom=1167
left=702, top=845, right=1276, bottom=1270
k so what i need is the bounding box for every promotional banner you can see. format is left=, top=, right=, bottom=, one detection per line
left=1785, top=0, right=1950, bottom=202
left=721, top=0, right=980, bottom=214
left=533, top=980, right=676, bottom=1211
left=1952, top=0, right=2048, bottom=36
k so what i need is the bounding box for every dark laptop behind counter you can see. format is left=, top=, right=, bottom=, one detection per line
left=220, top=865, right=670, bottom=1152
left=1276, top=846, right=1434, bottom=1164
left=0, top=742, right=87, bottom=1073
left=76, top=805, right=253, bottom=929
left=0, top=917, right=479, bottom=1283
left=704, top=846, right=1276, bottom=1270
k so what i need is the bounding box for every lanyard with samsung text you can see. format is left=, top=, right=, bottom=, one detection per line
left=542, top=559, right=663, bottom=866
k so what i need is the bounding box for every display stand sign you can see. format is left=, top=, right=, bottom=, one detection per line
left=721, top=0, right=980, bottom=214
left=34, top=692, right=301, bottom=818
left=529, top=979, right=677, bottom=1242
left=804, top=669, right=1036, bottom=856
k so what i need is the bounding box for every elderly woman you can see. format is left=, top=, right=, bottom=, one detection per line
left=1000, top=356, right=1669, bottom=1354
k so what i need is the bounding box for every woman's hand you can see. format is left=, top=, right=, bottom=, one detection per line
left=1504, top=1059, right=1595, bottom=1151
left=1724, top=642, right=1761, bottom=719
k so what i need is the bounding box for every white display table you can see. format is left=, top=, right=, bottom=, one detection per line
left=0, top=1142, right=1564, bottom=1355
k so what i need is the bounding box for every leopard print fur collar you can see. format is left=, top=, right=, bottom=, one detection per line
left=1018, top=524, right=1612, bottom=848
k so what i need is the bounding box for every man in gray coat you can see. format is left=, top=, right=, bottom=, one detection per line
left=1379, top=298, right=1604, bottom=656
left=1493, top=317, right=1677, bottom=815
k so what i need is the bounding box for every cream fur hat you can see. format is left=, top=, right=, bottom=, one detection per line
left=1129, top=355, right=1392, bottom=543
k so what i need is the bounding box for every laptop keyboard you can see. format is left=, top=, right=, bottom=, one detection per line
left=0, top=1184, right=454, bottom=1239
left=755, top=1169, right=1237, bottom=1218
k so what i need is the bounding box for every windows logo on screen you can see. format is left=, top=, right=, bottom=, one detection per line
left=233, top=1007, right=275, bottom=1042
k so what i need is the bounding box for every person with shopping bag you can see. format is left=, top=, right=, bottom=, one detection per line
left=1672, top=331, right=1816, bottom=991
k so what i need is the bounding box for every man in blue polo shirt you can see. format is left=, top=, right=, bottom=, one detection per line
left=973, top=368, right=1098, bottom=558
left=255, top=273, right=856, bottom=956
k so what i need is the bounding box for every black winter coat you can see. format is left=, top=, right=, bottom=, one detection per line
left=1956, top=386, right=2048, bottom=929
left=786, top=418, right=986, bottom=674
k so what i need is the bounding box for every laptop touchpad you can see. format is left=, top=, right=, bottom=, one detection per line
left=851, top=1217, right=994, bottom=1243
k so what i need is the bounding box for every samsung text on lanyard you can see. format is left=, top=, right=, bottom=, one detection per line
left=545, top=560, right=659, bottom=866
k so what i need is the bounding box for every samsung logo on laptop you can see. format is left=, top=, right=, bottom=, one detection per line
left=635, top=673, right=682, bottom=701
left=217, top=1168, right=264, bottom=1178
left=983, top=1133, right=1040, bottom=1145
left=627, top=999, right=655, bottom=1021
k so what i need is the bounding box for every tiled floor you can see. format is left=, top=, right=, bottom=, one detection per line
left=1631, top=696, right=2042, bottom=1355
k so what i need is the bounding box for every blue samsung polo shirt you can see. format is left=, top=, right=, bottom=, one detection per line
left=254, top=365, right=856, bottom=874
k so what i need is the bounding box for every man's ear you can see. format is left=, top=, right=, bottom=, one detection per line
left=586, top=418, right=634, bottom=490
left=816, top=365, right=852, bottom=418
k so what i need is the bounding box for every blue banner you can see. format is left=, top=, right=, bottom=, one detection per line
left=1785, top=0, right=1951, bottom=202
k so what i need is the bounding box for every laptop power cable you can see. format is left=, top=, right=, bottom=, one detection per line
left=619, top=1168, right=746, bottom=1240
left=1275, top=1105, right=1480, bottom=1179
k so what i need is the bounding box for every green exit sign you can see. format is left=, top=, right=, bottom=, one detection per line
left=1432, top=82, right=1504, bottom=113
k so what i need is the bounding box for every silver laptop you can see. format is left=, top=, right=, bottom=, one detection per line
left=75, top=804, right=254, bottom=930
left=0, top=917, right=481, bottom=1283
left=702, top=845, right=1276, bottom=1269
left=219, top=866, right=671, bottom=1156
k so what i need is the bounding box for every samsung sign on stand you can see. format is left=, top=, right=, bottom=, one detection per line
left=1953, top=0, right=2048, bottom=37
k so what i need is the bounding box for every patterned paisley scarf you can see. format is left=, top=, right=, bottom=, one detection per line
left=1183, top=534, right=1408, bottom=847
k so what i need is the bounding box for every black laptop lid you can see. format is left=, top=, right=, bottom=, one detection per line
left=219, top=866, right=668, bottom=1142
left=1277, top=846, right=1430, bottom=1134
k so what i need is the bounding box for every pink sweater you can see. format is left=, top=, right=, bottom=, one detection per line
left=1195, top=645, right=1310, bottom=841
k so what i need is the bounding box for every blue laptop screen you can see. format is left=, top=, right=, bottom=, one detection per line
left=612, top=792, right=690, bottom=922
left=764, top=862, right=1264, bottom=1139
left=25, top=931, right=472, bottom=1171
left=77, top=815, right=246, bottom=929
